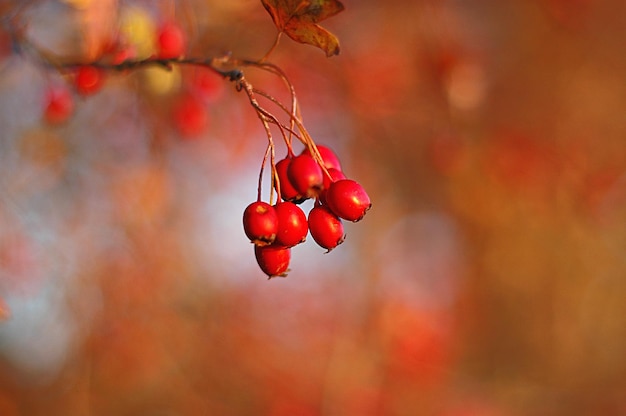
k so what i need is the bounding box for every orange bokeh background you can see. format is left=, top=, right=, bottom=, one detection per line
left=1, top=1, right=625, bottom=415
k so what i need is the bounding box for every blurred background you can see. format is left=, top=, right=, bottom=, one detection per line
left=0, top=0, right=625, bottom=414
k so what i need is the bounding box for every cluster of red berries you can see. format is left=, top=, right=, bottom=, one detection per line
left=43, top=21, right=188, bottom=126
left=243, top=145, right=371, bottom=278
left=31, top=14, right=371, bottom=281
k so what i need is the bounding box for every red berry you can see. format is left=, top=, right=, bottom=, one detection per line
left=172, top=93, right=208, bottom=138
left=308, top=205, right=345, bottom=252
left=156, top=22, right=186, bottom=59
left=275, top=157, right=305, bottom=203
left=43, top=86, right=74, bottom=125
left=319, top=167, right=347, bottom=205
left=190, top=67, right=224, bottom=103
left=75, top=65, right=104, bottom=96
left=274, top=202, right=308, bottom=247
left=287, top=154, right=323, bottom=199
left=301, top=144, right=342, bottom=171
left=243, top=201, right=278, bottom=245
left=255, top=244, right=291, bottom=278
left=326, top=179, right=372, bottom=222
left=111, top=44, right=137, bottom=65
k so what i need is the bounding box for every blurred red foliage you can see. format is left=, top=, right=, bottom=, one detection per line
left=0, top=1, right=625, bottom=415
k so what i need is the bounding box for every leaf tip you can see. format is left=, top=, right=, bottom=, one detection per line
left=326, top=43, right=340, bottom=57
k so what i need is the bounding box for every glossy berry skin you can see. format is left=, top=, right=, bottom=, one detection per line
left=301, top=145, right=342, bottom=171
left=75, top=66, right=104, bottom=96
left=255, top=244, right=291, bottom=278
left=287, top=154, right=324, bottom=199
left=326, top=179, right=372, bottom=222
left=274, top=202, right=308, bottom=247
left=243, top=201, right=278, bottom=246
left=308, top=205, right=345, bottom=252
left=156, top=22, right=186, bottom=59
left=275, top=157, right=304, bottom=203
left=43, top=86, right=74, bottom=125
left=319, top=167, right=347, bottom=205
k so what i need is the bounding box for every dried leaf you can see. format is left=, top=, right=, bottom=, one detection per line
left=261, top=0, right=345, bottom=57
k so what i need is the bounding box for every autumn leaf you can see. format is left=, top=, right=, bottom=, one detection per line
left=261, top=0, right=345, bottom=57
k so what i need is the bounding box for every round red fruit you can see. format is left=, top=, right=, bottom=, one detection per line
left=243, top=201, right=278, bottom=245
left=173, top=93, right=208, bottom=138
left=156, top=22, right=186, bottom=59
left=275, top=157, right=304, bottom=203
left=191, top=67, right=224, bottom=103
left=43, top=86, right=74, bottom=125
left=111, top=44, right=137, bottom=65
left=308, top=205, right=345, bottom=252
left=301, top=144, right=342, bottom=171
left=326, top=179, right=372, bottom=222
left=255, top=244, right=291, bottom=278
left=274, top=201, right=308, bottom=247
left=319, top=167, right=347, bottom=205
left=287, top=154, right=323, bottom=199
left=75, top=65, right=104, bottom=96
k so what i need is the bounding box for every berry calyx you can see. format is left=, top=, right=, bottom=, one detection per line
left=43, top=86, right=74, bottom=125
left=287, top=154, right=324, bottom=199
left=326, top=179, right=372, bottom=222
left=274, top=201, right=308, bottom=247
left=156, top=22, right=186, bottom=59
left=255, top=244, right=291, bottom=278
left=74, top=65, right=105, bottom=96
left=275, top=157, right=305, bottom=203
left=308, top=205, right=345, bottom=252
left=243, top=201, right=278, bottom=246
left=301, top=144, right=342, bottom=172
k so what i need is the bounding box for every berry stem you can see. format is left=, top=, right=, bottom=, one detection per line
left=251, top=87, right=303, bottom=144
left=258, top=31, right=283, bottom=63
left=257, top=143, right=272, bottom=202
left=12, top=19, right=332, bottom=188
left=245, top=78, right=281, bottom=204
left=243, top=61, right=299, bottom=154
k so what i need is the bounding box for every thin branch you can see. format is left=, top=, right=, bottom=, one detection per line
left=258, top=31, right=283, bottom=63
left=258, top=143, right=272, bottom=203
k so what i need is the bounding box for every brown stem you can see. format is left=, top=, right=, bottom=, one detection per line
left=258, top=31, right=283, bottom=63
left=258, top=143, right=272, bottom=202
